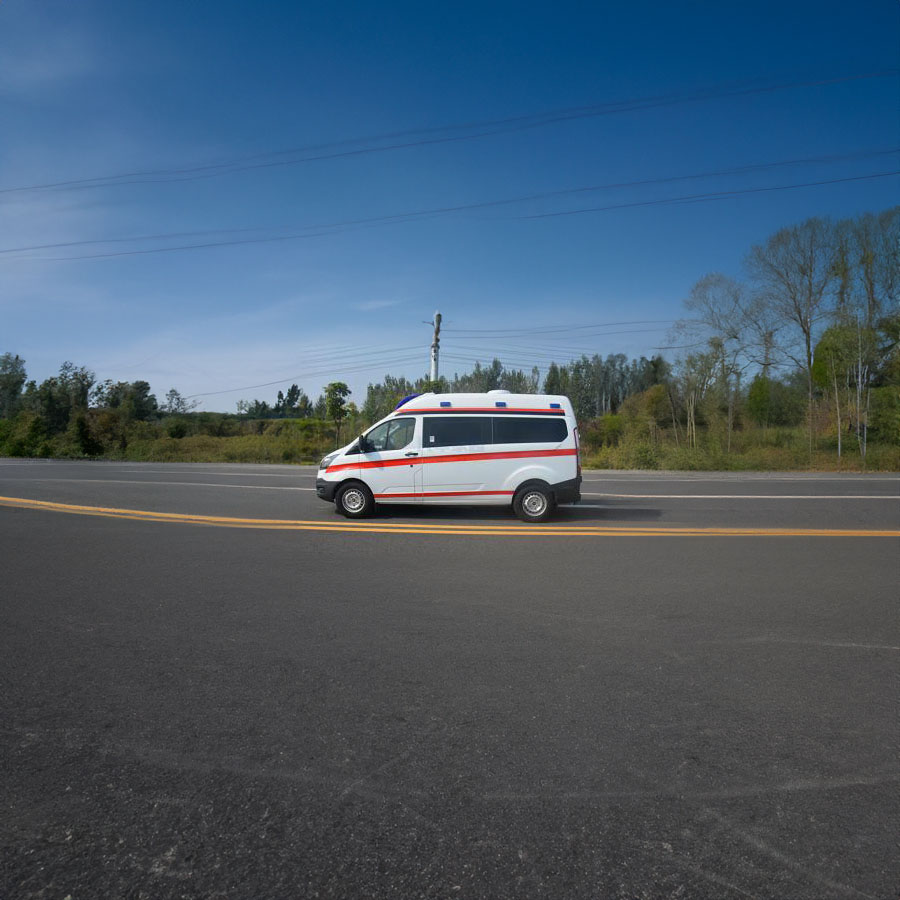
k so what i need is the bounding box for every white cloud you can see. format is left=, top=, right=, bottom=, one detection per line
left=352, top=298, right=404, bottom=311
left=0, top=15, right=97, bottom=98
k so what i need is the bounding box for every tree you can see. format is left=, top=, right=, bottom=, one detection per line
left=747, top=217, right=836, bottom=452
left=324, top=382, right=351, bottom=445
left=812, top=326, right=856, bottom=457
left=849, top=208, right=900, bottom=328
left=673, top=348, right=718, bottom=449
left=0, top=353, right=26, bottom=419
left=746, top=374, right=802, bottom=429
left=94, top=380, right=157, bottom=421
left=22, top=362, right=96, bottom=433
left=58, top=362, right=95, bottom=411
left=283, top=384, right=301, bottom=416
left=452, top=359, right=503, bottom=392
left=363, top=375, right=416, bottom=422
left=161, top=388, right=198, bottom=414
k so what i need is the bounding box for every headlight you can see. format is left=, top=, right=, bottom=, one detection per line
left=319, top=453, right=338, bottom=470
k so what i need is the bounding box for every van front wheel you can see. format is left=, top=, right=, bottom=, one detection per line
left=335, top=482, right=375, bottom=519
left=513, top=485, right=554, bottom=523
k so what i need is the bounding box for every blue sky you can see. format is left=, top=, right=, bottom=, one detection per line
left=1, top=0, right=897, bottom=410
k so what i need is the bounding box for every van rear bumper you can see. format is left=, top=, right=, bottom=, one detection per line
left=316, top=478, right=338, bottom=502
left=553, top=475, right=582, bottom=504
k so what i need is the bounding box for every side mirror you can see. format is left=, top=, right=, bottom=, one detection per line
left=357, top=434, right=371, bottom=453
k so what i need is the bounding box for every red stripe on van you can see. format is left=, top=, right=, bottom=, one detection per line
left=326, top=448, right=576, bottom=474
left=400, top=407, right=565, bottom=414
left=373, top=490, right=514, bottom=499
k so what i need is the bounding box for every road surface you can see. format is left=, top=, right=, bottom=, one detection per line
left=2, top=460, right=898, bottom=899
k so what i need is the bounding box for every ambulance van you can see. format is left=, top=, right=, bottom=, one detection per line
left=315, top=391, right=581, bottom=522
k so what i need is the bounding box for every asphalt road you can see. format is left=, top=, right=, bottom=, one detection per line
left=2, top=460, right=898, bottom=899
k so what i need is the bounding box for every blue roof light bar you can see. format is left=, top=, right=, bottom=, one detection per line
left=394, top=393, right=421, bottom=410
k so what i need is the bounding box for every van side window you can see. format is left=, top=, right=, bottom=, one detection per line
left=364, top=422, right=390, bottom=451
left=424, top=416, right=492, bottom=447
left=493, top=417, right=567, bottom=443
left=385, top=417, right=415, bottom=450
left=364, top=417, right=415, bottom=452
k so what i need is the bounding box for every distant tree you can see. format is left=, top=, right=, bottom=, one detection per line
left=22, top=362, right=96, bottom=433
left=543, top=362, right=570, bottom=395
left=161, top=388, right=198, bottom=414
left=324, top=382, right=351, bottom=445
left=23, top=378, right=69, bottom=432
left=94, top=380, right=157, bottom=421
left=283, top=384, right=301, bottom=415
left=452, top=359, right=503, bottom=392
left=0, top=353, right=27, bottom=419
left=295, top=390, right=313, bottom=418
left=747, top=217, right=836, bottom=451
left=68, top=411, right=103, bottom=456
left=363, top=375, right=416, bottom=421
left=57, top=362, right=95, bottom=411
left=746, top=374, right=804, bottom=429
left=673, top=349, right=718, bottom=448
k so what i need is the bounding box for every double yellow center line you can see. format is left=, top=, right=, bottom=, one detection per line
left=1, top=496, right=897, bottom=538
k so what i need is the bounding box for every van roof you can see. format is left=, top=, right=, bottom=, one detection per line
left=392, top=392, right=573, bottom=415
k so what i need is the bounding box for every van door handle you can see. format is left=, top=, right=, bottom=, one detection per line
left=405, top=451, right=419, bottom=457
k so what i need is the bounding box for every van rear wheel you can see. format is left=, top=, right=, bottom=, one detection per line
left=513, top=485, right=554, bottom=523
left=336, top=482, right=375, bottom=519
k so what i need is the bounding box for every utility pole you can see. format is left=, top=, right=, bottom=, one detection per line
left=429, top=310, right=442, bottom=383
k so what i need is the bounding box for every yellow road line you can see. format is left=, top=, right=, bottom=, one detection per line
left=1, top=495, right=898, bottom=537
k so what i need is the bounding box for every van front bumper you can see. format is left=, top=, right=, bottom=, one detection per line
left=316, top=478, right=338, bottom=502
left=553, top=476, right=582, bottom=504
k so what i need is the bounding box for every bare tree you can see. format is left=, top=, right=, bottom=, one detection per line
left=747, top=217, right=836, bottom=452
left=675, top=274, right=755, bottom=451
left=851, top=208, right=900, bottom=327
left=673, top=349, right=718, bottom=449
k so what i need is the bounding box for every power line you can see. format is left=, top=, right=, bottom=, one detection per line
left=5, top=158, right=896, bottom=263
left=1, top=69, right=894, bottom=196
left=520, top=171, right=899, bottom=219
left=442, top=319, right=680, bottom=337
left=6, top=148, right=893, bottom=258
left=183, top=352, right=428, bottom=399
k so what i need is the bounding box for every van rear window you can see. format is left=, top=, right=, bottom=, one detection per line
left=493, top=417, right=568, bottom=444
left=423, top=416, right=567, bottom=447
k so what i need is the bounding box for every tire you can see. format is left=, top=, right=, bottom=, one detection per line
left=335, top=482, right=375, bottom=519
left=513, top=484, right=554, bottom=523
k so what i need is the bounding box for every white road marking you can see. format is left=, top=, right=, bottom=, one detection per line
left=710, top=638, right=899, bottom=651
left=580, top=476, right=900, bottom=483
left=581, top=492, right=899, bottom=500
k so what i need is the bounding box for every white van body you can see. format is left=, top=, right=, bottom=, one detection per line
left=316, top=391, right=581, bottom=521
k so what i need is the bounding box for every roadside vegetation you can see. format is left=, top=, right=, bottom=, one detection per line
left=2, top=209, right=898, bottom=471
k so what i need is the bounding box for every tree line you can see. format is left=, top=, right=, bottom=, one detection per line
left=1, top=207, right=897, bottom=466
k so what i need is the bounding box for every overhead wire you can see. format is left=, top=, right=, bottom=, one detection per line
left=520, top=171, right=899, bottom=219
left=183, top=352, right=429, bottom=399
left=4, top=155, right=897, bottom=262
left=2, top=69, right=894, bottom=197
